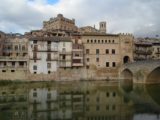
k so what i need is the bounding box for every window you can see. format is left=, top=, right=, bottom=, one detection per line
left=106, top=62, right=109, bottom=67
left=48, top=71, right=51, bottom=74
left=47, top=53, right=51, bottom=60
left=109, top=40, right=111, bottom=43
left=4, top=62, right=6, bottom=66
left=34, top=72, right=37, bottom=74
left=112, top=40, right=115, bottom=43
left=98, top=40, right=100, bottom=43
left=15, top=45, right=18, bottom=50
left=22, top=46, right=26, bottom=51
left=112, top=105, right=116, bottom=110
left=86, top=49, right=90, bottom=54
left=106, top=92, right=109, bottom=97
left=112, top=62, right=116, bottom=67
left=105, top=40, right=107, bottom=43
left=62, top=55, right=66, bottom=60
left=33, top=65, right=37, bottom=70
left=19, top=62, right=24, bottom=66
left=87, top=58, right=90, bottom=62
left=96, top=49, right=99, bottom=54
left=47, top=93, right=51, bottom=99
left=87, top=39, right=89, bottom=43
left=96, top=97, right=99, bottom=102
left=112, top=49, right=115, bottom=54
left=96, top=105, right=100, bottom=111
left=47, top=41, right=51, bottom=44
left=47, top=63, right=51, bottom=68
left=33, top=92, right=37, bottom=97
left=94, top=40, right=97, bottom=43
left=96, top=58, right=99, bottom=62
left=113, top=92, right=116, bottom=97
left=106, top=49, right=109, bottom=54
left=106, top=105, right=109, bottom=110
left=11, top=70, right=15, bottom=72
left=91, top=40, right=93, bottom=43
left=33, top=40, right=37, bottom=44
left=2, top=70, right=6, bottom=72
left=12, top=62, right=15, bottom=66
left=102, top=40, right=104, bottom=43
left=86, top=66, right=89, bottom=69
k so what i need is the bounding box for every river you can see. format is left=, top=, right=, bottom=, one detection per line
left=0, top=81, right=160, bottom=120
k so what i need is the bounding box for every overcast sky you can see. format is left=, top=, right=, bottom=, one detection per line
left=0, top=0, right=160, bottom=37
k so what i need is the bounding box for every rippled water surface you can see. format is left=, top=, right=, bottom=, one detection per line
left=0, top=81, right=160, bottom=120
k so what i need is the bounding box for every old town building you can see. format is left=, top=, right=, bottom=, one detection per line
left=133, top=38, right=160, bottom=61
left=0, top=34, right=28, bottom=74
left=59, top=38, right=72, bottom=68
left=28, top=36, right=72, bottom=74
left=0, top=31, right=5, bottom=56
left=0, top=14, right=135, bottom=80
left=71, top=36, right=84, bottom=67
left=43, top=14, right=78, bottom=34
left=81, top=33, right=134, bottom=69
left=134, top=42, right=153, bottom=61
left=28, top=37, right=59, bottom=74
left=152, top=42, right=160, bottom=59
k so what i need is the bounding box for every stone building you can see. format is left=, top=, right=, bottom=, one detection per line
left=79, top=21, right=107, bottom=34
left=0, top=31, right=6, bottom=56
left=134, top=42, right=153, bottom=61
left=81, top=32, right=134, bottom=77
left=43, top=14, right=78, bottom=34
left=152, top=42, right=160, bottom=59
left=71, top=36, right=84, bottom=67
left=0, top=34, right=28, bottom=75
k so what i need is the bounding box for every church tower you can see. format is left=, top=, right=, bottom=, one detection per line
left=99, top=21, right=107, bottom=33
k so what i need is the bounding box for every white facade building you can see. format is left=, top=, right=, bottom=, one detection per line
left=28, top=37, right=72, bottom=74
left=29, top=37, right=59, bottom=74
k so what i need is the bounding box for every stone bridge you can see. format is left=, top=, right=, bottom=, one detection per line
left=119, top=60, right=160, bottom=84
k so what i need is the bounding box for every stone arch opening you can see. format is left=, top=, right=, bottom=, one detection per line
left=146, top=67, right=160, bottom=83
left=121, top=69, right=133, bottom=81
left=123, top=56, right=130, bottom=64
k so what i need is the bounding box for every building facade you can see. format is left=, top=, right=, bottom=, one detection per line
left=152, top=42, right=160, bottom=59
left=81, top=33, right=134, bottom=69
left=43, top=14, right=78, bottom=33
left=28, top=37, right=59, bottom=74
left=0, top=35, right=28, bottom=74
left=59, top=38, right=72, bottom=68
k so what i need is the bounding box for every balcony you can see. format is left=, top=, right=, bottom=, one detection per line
left=46, top=57, right=58, bottom=61
left=0, top=56, right=28, bottom=61
left=134, top=49, right=152, bottom=55
left=0, top=66, right=28, bottom=70
left=59, top=51, right=72, bottom=55
left=30, top=56, right=41, bottom=60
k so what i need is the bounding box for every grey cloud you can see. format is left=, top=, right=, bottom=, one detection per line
left=0, top=0, right=160, bottom=37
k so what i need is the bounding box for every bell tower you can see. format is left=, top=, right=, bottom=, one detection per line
left=99, top=21, right=107, bottom=33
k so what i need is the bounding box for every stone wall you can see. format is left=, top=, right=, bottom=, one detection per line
left=0, top=67, right=119, bottom=81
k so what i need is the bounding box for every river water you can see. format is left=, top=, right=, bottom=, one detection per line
left=0, top=81, right=160, bottom=120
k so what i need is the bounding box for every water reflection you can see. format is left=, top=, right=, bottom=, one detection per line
left=0, top=81, right=160, bottom=120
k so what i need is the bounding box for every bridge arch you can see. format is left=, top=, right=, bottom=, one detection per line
left=121, top=69, right=133, bottom=81
left=146, top=67, right=160, bottom=83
